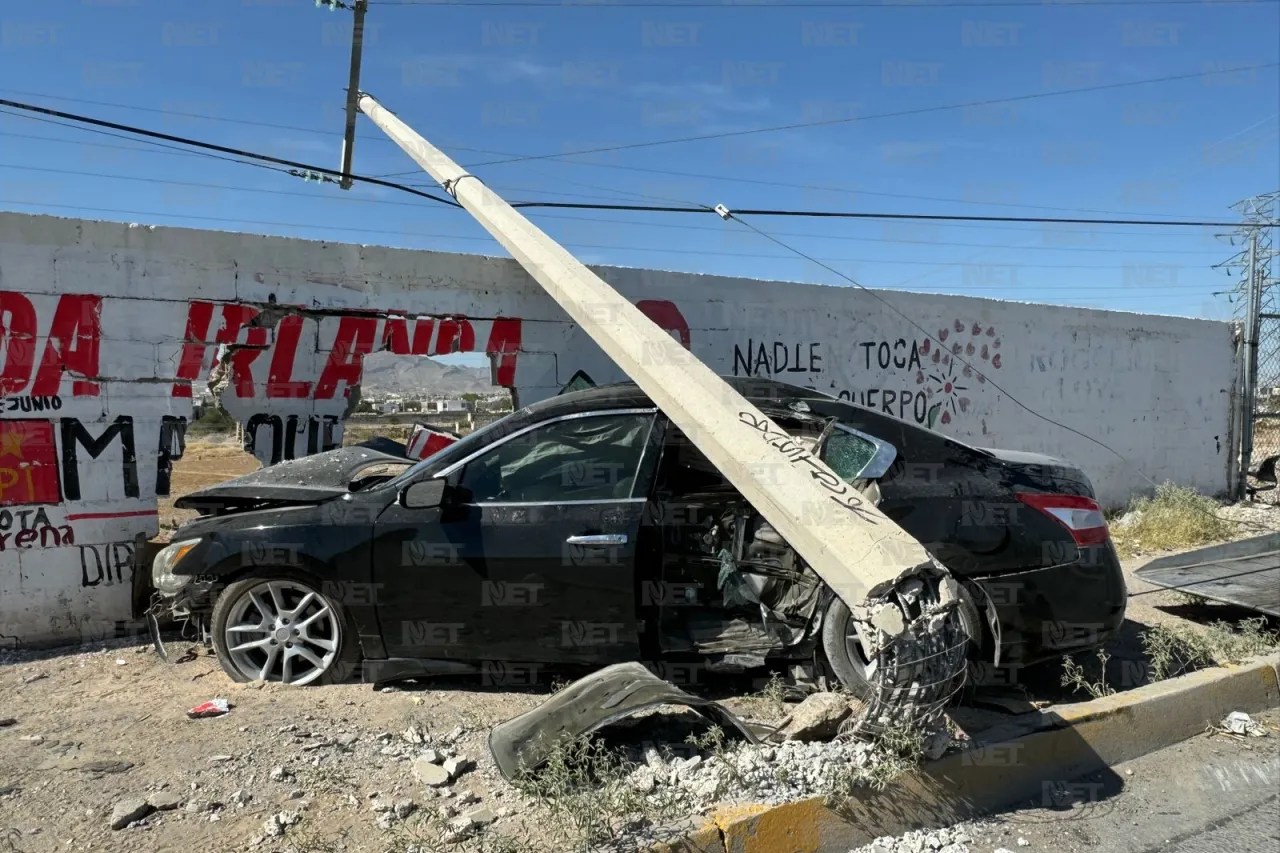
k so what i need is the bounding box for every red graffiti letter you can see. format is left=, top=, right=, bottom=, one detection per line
left=32, top=294, right=102, bottom=396
left=410, top=318, right=435, bottom=355
left=227, top=326, right=270, bottom=398
left=381, top=316, right=411, bottom=355
left=314, top=316, right=377, bottom=400
left=0, top=291, right=37, bottom=396
left=266, top=314, right=312, bottom=399
left=433, top=318, right=476, bottom=355
left=637, top=300, right=690, bottom=349
left=485, top=318, right=523, bottom=387
left=172, top=300, right=215, bottom=398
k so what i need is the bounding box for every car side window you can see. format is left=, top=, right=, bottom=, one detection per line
left=822, top=428, right=895, bottom=482
left=457, top=413, right=653, bottom=503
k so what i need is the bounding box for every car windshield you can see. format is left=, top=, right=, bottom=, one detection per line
left=384, top=414, right=513, bottom=488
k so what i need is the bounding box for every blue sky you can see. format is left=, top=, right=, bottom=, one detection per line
left=1, top=0, right=1277, bottom=324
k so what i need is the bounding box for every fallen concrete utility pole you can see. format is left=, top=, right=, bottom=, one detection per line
left=357, top=94, right=959, bottom=696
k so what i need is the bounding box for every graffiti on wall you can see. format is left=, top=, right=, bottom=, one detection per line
left=0, top=293, right=103, bottom=398
left=79, top=541, right=134, bottom=588
left=731, top=319, right=1004, bottom=429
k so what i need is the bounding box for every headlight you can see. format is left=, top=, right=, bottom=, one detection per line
left=152, top=539, right=201, bottom=595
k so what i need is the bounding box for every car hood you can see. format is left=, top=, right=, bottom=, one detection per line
left=173, top=446, right=407, bottom=514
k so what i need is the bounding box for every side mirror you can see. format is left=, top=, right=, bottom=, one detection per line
left=401, top=479, right=447, bottom=510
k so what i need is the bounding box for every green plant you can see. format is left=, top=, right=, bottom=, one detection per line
left=187, top=405, right=236, bottom=435
left=685, top=725, right=745, bottom=794
left=1109, top=482, right=1237, bottom=557
left=511, top=734, right=682, bottom=849
left=1060, top=649, right=1117, bottom=699
left=1143, top=617, right=1280, bottom=681
left=823, top=723, right=928, bottom=799
left=756, top=670, right=789, bottom=715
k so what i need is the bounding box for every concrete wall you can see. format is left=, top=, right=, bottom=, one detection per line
left=0, top=212, right=1240, bottom=647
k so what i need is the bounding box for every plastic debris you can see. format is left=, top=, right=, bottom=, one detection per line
left=187, top=699, right=230, bottom=719
left=1221, top=711, right=1266, bottom=737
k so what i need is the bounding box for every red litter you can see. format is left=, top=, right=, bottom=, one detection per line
left=187, top=698, right=230, bottom=719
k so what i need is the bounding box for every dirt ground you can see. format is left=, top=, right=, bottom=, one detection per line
left=158, top=438, right=262, bottom=534
left=3, top=441, right=1278, bottom=853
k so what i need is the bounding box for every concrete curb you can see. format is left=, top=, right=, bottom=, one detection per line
left=654, top=653, right=1280, bottom=853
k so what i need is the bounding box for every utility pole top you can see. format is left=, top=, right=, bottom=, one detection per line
left=337, top=0, right=369, bottom=190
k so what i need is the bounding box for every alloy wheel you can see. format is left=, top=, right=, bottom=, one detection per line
left=223, top=580, right=340, bottom=685
left=845, top=622, right=879, bottom=681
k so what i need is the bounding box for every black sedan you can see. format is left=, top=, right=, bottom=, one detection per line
left=150, top=377, right=1126, bottom=692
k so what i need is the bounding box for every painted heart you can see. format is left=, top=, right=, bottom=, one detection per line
left=992, top=354, right=1002, bottom=369
left=986, top=327, right=995, bottom=337
left=920, top=338, right=931, bottom=354
left=939, top=328, right=948, bottom=342
left=959, top=397, right=970, bottom=413
left=916, top=370, right=925, bottom=384
left=941, top=410, right=952, bottom=425
left=966, top=342, right=975, bottom=356
left=981, top=344, right=989, bottom=360
left=971, top=322, right=981, bottom=335
left=954, top=319, right=964, bottom=332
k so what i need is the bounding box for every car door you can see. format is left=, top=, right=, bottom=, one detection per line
left=372, top=408, right=659, bottom=665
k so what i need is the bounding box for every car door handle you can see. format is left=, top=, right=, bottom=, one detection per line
left=565, top=534, right=628, bottom=546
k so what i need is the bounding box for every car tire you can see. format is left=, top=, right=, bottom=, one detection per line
left=211, top=570, right=362, bottom=686
left=820, top=596, right=875, bottom=700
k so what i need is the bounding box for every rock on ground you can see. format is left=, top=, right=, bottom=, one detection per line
left=414, top=757, right=451, bottom=787
left=775, top=692, right=855, bottom=741
left=109, top=799, right=154, bottom=830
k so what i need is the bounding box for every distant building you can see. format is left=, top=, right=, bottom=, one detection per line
left=435, top=398, right=467, bottom=413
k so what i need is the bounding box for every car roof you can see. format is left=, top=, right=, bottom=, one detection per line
left=519, top=376, right=836, bottom=420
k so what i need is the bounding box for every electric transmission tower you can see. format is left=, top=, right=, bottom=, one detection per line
left=1215, top=190, right=1278, bottom=319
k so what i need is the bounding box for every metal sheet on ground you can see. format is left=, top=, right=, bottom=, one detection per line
left=1135, top=533, right=1280, bottom=617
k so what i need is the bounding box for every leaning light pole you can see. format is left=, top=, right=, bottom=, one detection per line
left=357, top=93, right=964, bottom=729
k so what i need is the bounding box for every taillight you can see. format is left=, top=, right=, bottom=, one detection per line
left=1016, top=492, right=1110, bottom=546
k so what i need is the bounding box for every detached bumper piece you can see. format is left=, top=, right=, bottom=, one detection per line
left=487, top=662, right=763, bottom=781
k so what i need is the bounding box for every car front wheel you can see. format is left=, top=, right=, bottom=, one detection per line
left=820, top=596, right=876, bottom=700
left=211, top=572, right=360, bottom=686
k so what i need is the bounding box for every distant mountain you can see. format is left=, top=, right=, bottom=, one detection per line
left=359, top=353, right=499, bottom=396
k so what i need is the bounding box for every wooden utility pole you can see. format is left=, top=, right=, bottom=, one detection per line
left=356, top=94, right=945, bottom=627
left=337, top=0, right=368, bottom=190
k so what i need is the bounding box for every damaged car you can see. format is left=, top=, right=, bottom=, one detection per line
left=149, top=377, right=1125, bottom=692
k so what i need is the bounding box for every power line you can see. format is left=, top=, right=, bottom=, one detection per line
left=6, top=84, right=1256, bottom=221
left=0, top=199, right=1240, bottom=276
left=518, top=201, right=1258, bottom=227
left=0, top=160, right=1230, bottom=253
left=0, top=124, right=1235, bottom=237
left=0, top=98, right=1263, bottom=228
left=0, top=99, right=460, bottom=207
left=463, top=63, right=1280, bottom=167
left=373, top=0, right=1278, bottom=7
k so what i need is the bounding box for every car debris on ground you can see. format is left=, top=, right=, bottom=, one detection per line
left=1219, top=710, right=1267, bottom=737
left=187, top=698, right=230, bottom=719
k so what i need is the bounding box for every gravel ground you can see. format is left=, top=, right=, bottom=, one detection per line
left=0, top=639, right=562, bottom=852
